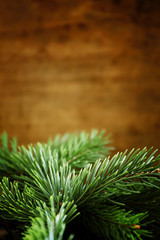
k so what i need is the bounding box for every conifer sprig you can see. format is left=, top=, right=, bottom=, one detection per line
left=0, top=130, right=159, bottom=240
left=23, top=196, right=76, bottom=240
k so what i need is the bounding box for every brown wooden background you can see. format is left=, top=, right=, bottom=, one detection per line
left=0, top=0, right=160, bottom=153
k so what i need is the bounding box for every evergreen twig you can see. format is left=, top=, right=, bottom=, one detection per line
left=0, top=130, right=159, bottom=239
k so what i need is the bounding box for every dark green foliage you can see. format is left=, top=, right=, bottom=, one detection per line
left=0, top=130, right=159, bottom=240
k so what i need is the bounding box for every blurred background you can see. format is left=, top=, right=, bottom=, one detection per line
left=0, top=0, right=160, bottom=152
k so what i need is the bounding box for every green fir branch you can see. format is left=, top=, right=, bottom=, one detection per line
left=0, top=130, right=160, bottom=240
left=23, top=196, right=77, bottom=240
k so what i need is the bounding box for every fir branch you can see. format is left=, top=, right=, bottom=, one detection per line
left=76, top=204, right=151, bottom=240
left=23, top=196, right=76, bottom=240
left=71, top=148, right=160, bottom=206
left=48, top=129, right=112, bottom=168
left=0, top=130, right=160, bottom=239
left=0, top=177, right=39, bottom=221
left=0, top=132, right=18, bottom=178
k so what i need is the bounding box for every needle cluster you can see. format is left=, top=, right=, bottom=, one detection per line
left=0, top=130, right=159, bottom=240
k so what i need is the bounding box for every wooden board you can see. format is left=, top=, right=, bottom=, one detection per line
left=0, top=0, right=160, bottom=152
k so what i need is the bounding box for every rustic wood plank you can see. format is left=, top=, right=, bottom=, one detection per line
left=0, top=0, right=160, bottom=152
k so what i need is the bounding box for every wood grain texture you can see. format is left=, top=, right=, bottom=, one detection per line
left=0, top=0, right=160, bottom=152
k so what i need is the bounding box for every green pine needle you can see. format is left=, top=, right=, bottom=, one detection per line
left=0, top=130, right=160, bottom=240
